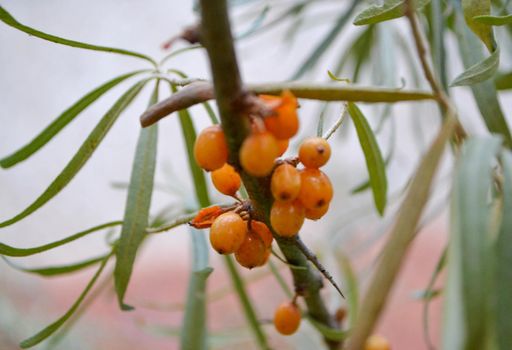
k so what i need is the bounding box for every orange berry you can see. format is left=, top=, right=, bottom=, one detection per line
left=298, top=169, right=333, bottom=210
left=261, top=248, right=271, bottom=264
left=240, top=131, right=279, bottom=177
left=209, top=212, right=247, bottom=254
left=271, top=164, right=301, bottom=202
left=262, top=90, right=299, bottom=140
left=270, top=200, right=305, bottom=237
left=299, top=137, right=331, bottom=168
left=211, top=164, right=241, bottom=196
left=235, top=231, right=268, bottom=269
left=364, top=335, right=391, bottom=350
left=277, top=138, right=289, bottom=157
left=194, top=125, right=228, bottom=171
left=274, top=302, right=301, bottom=335
left=250, top=220, right=273, bottom=248
left=305, top=203, right=329, bottom=220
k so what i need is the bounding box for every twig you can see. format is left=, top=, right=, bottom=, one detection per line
left=139, top=81, right=435, bottom=128
left=146, top=212, right=198, bottom=234
left=294, top=237, right=345, bottom=298
left=404, top=1, right=466, bottom=145
left=323, top=103, right=348, bottom=140
left=140, top=81, right=214, bottom=127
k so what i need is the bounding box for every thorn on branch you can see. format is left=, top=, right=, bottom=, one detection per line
left=295, top=237, right=345, bottom=299
left=140, top=81, right=214, bottom=127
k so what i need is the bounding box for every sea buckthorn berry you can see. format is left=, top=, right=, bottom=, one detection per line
left=240, top=131, right=279, bottom=177
left=250, top=221, right=273, bottom=248
left=305, top=203, right=329, bottom=220
left=194, top=125, right=228, bottom=171
left=270, top=200, right=305, bottom=237
left=209, top=212, right=247, bottom=255
left=262, top=90, right=299, bottom=140
left=261, top=248, right=271, bottom=264
left=273, top=302, right=301, bottom=335
left=299, top=137, right=331, bottom=168
left=277, top=138, right=289, bottom=157
left=235, top=231, right=268, bottom=269
left=271, top=164, right=301, bottom=202
left=211, top=164, right=241, bottom=196
left=364, top=335, right=391, bottom=350
left=298, top=169, right=333, bottom=210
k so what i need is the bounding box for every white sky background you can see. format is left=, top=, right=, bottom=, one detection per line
left=0, top=0, right=511, bottom=270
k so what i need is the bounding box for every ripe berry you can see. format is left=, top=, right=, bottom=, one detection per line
left=364, top=335, right=391, bottom=350
left=250, top=220, right=273, bottom=248
left=209, top=212, right=247, bottom=255
left=277, top=138, right=289, bottom=157
left=298, top=169, right=333, bottom=210
left=271, top=164, right=301, bottom=202
left=262, top=90, right=299, bottom=140
left=299, top=137, right=331, bottom=168
left=240, top=131, right=279, bottom=177
left=270, top=200, right=305, bottom=237
left=273, top=302, right=301, bottom=335
left=211, top=164, right=241, bottom=196
left=305, top=203, right=329, bottom=220
left=194, top=125, right=228, bottom=171
left=235, top=231, right=268, bottom=269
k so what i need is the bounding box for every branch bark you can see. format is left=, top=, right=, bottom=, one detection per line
left=198, top=0, right=339, bottom=348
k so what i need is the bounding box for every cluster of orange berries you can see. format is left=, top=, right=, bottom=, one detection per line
left=192, top=90, right=335, bottom=336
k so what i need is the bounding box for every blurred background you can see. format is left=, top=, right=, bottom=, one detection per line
left=0, top=0, right=511, bottom=349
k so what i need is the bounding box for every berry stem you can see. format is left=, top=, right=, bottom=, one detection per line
left=322, top=103, right=348, bottom=141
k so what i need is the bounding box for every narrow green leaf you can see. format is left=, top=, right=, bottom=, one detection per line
left=202, top=102, right=219, bottom=125
left=495, top=71, right=512, bottom=90
left=0, top=221, right=121, bottom=257
left=114, top=81, right=159, bottom=310
left=268, top=260, right=293, bottom=298
left=2, top=254, right=107, bottom=276
left=327, top=70, right=350, bottom=83
left=450, top=46, right=500, bottom=86
left=307, top=316, right=348, bottom=341
left=224, top=255, right=269, bottom=349
left=452, top=7, right=512, bottom=148
left=337, top=253, right=359, bottom=329
left=291, top=0, right=358, bottom=79
left=0, top=6, right=156, bottom=66
left=443, top=136, right=501, bottom=350
left=353, top=0, right=431, bottom=26
left=0, top=70, right=147, bottom=168
left=351, top=151, right=392, bottom=195
left=430, top=0, right=449, bottom=91
left=0, top=80, right=149, bottom=228
left=19, top=254, right=111, bottom=348
left=474, top=14, right=512, bottom=25
left=347, top=103, right=387, bottom=215
left=495, top=150, right=512, bottom=350
left=422, top=248, right=446, bottom=350
left=181, top=228, right=212, bottom=350
left=462, top=0, right=495, bottom=51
